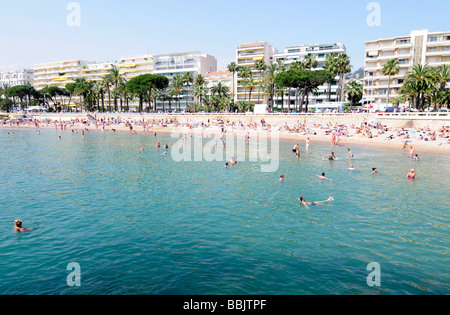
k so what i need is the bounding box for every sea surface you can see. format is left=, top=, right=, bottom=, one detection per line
left=0, top=127, right=449, bottom=295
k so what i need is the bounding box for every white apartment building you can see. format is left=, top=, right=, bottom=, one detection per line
left=33, top=59, right=91, bottom=90
left=32, top=51, right=216, bottom=111
left=153, top=51, right=217, bottom=110
left=364, top=29, right=450, bottom=106
left=235, top=42, right=278, bottom=104
left=204, top=70, right=232, bottom=92
left=0, top=68, right=34, bottom=87
left=274, top=43, right=346, bottom=109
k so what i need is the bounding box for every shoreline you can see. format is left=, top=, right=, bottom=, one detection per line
left=3, top=123, right=449, bottom=157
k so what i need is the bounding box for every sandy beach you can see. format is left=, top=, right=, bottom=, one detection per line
left=2, top=113, right=449, bottom=157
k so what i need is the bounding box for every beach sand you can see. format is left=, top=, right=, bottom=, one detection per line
left=3, top=119, right=449, bottom=157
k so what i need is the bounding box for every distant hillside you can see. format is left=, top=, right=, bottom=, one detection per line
left=346, top=67, right=364, bottom=80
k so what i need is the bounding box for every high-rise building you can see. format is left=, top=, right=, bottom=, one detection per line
left=152, top=51, right=217, bottom=110
left=274, top=43, right=346, bottom=109
left=235, top=42, right=278, bottom=104
left=363, top=29, right=450, bottom=106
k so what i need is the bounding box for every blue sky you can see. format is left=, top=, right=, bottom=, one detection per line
left=0, top=0, right=449, bottom=71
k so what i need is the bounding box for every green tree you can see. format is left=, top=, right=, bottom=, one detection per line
left=170, top=75, right=184, bottom=112
left=345, top=81, right=363, bottom=109
left=404, top=64, right=438, bottom=110
left=323, top=53, right=339, bottom=102
left=182, top=72, right=194, bottom=110
left=107, top=66, right=125, bottom=111
left=335, top=53, right=352, bottom=102
left=227, top=62, right=239, bottom=104
left=255, top=60, right=267, bottom=105
left=381, top=59, right=400, bottom=104
left=303, top=53, right=318, bottom=70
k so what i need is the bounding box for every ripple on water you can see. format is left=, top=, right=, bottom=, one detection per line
left=0, top=129, right=448, bottom=295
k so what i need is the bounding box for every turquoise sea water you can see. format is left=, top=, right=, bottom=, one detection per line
left=0, top=128, right=449, bottom=295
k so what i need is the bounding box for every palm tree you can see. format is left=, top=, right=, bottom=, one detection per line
left=404, top=64, right=438, bottom=110
left=238, top=66, right=252, bottom=101
left=102, top=75, right=112, bottom=111
left=382, top=59, right=400, bottom=104
left=303, top=53, right=318, bottom=70
left=171, top=75, right=184, bottom=112
left=107, top=66, right=125, bottom=111
left=227, top=62, right=239, bottom=103
left=182, top=72, right=194, bottom=109
left=254, top=60, right=267, bottom=105
left=335, top=53, right=352, bottom=102
left=323, top=53, right=338, bottom=102
left=345, top=81, right=363, bottom=110
left=436, top=64, right=450, bottom=91
left=264, top=63, right=279, bottom=111
left=243, top=76, right=257, bottom=102
left=194, top=84, right=208, bottom=108
left=211, top=82, right=229, bottom=99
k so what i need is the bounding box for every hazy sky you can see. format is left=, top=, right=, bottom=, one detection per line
left=1, top=0, right=449, bottom=71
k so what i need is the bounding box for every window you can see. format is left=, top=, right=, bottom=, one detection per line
left=399, top=39, right=408, bottom=44
left=399, top=59, right=406, bottom=64
left=397, top=79, right=404, bottom=84
left=444, top=46, right=450, bottom=51
left=429, top=36, right=438, bottom=42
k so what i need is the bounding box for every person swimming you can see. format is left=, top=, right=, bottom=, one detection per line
left=323, top=152, right=336, bottom=160
left=14, top=220, right=24, bottom=232
left=298, top=196, right=333, bottom=209
left=406, top=169, right=417, bottom=180
left=14, top=220, right=33, bottom=232
left=348, top=164, right=355, bottom=171
left=316, top=173, right=332, bottom=181
left=279, top=175, right=285, bottom=182
left=372, top=168, right=378, bottom=174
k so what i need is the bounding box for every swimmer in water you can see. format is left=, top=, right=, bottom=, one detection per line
left=298, top=196, right=333, bottom=209
left=348, top=164, right=355, bottom=171
left=372, top=168, right=378, bottom=174
left=316, top=172, right=332, bottom=181
left=157, top=141, right=161, bottom=148
left=406, top=169, right=417, bottom=180
left=347, top=149, right=354, bottom=159
left=225, top=162, right=229, bottom=168
left=279, top=175, right=285, bottom=182
left=14, top=220, right=33, bottom=232
left=322, top=152, right=336, bottom=160
left=306, top=138, right=310, bottom=150
left=14, top=220, right=24, bottom=232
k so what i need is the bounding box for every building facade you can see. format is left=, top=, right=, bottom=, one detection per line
left=33, top=60, right=90, bottom=91
left=274, top=43, right=346, bottom=109
left=152, top=51, right=217, bottom=110
left=32, top=51, right=216, bottom=111
left=0, top=68, right=34, bottom=88
left=363, top=29, right=450, bottom=106
left=235, top=42, right=278, bottom=104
